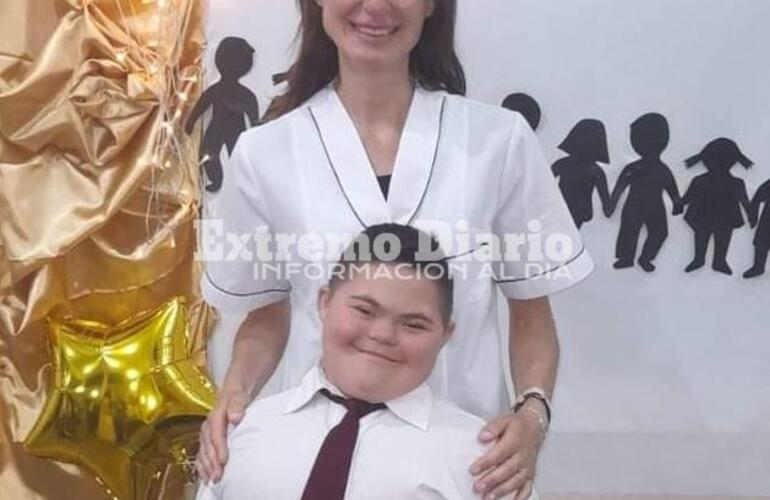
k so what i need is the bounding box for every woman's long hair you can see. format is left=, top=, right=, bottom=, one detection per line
left=263, top=0, right=466, bottom=121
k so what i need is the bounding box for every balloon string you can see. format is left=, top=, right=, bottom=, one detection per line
left=112, top=0, right=200, bottom=236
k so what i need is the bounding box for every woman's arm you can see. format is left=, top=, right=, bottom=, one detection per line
left=196, top=298, right=290, bottom=483
left=508, top=296, right=559, bottom=400
left=471, top=296, right=557, bottom=500
left=223, top=298, right=291, bottom=398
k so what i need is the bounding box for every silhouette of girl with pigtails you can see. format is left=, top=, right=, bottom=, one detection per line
left=678, top=138, right=755, bottom=275
left=551, top=119, right=612, bottom=228
left=608, top=113, right=681, bottom=272
left=185, top=37, right=260, bottom=192
left=744, top=178, right=770, bottom=278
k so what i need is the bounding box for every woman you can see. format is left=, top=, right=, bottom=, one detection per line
left=197, top=1, right=593, bottom=499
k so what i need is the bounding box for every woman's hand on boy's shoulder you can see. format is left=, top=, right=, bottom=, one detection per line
left=469, top=409, right=544, bottom=499
left=196, top=388, right=248, bottom=484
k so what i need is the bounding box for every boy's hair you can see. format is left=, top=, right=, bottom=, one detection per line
left=328, top=224, right=454, bottom=323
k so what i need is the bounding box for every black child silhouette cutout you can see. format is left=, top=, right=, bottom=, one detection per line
left=677, top=138, right=755, bottom=275
left=744, top=178, right=770, bottom=279
left=185, top=37, right=259, bottom=193
left=607, top=113, right=681, bottom=272
left=551, top=119, right=612, bottom=228
left=502, top=92, right=542, bottom=131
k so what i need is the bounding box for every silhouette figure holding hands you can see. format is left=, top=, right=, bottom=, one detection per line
left=677, top=138, right=755, bottom=275
left=551, top=119, right=612, bottom=228
left=185, top=37, right=259, bottom=192
left=744, top=178, right=770, bottom=278
left=608, top=113, right=681, bottom=272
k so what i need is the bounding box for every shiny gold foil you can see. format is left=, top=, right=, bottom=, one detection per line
left=24, top=298, right=214, bottom=500
left=0, top=1, right=210, bottom=499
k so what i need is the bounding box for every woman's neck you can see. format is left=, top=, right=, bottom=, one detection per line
left=335, top=58, right=414, bottom=129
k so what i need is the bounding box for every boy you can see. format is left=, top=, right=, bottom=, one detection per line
left=195, top=224, right=497, bottom=499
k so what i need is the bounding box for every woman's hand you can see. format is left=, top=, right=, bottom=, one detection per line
left=470, top=405, right=546, bottom=499
left=195, top=299, right=291, bottom=483
left=195, top=389, right=249, bottom=483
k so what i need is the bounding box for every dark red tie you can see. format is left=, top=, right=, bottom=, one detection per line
left=300, top=389, right=386, bottom=500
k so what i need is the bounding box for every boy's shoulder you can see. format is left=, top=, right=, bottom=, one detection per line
left=416, top=397, right=489, bottom=485
left=427, top=397, right=489, bottom=452
left=227, top=389, right=296, bottom=439
left=431, top=397, right=487, bottom=428
left=245, top=388, right=296, bottom=417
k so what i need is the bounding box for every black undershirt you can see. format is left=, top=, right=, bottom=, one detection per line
left=377, top=175, right=392, bottom=199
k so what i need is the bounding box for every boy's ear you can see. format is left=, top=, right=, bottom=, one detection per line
left=317, top=286, right=331, bottom=321
left=442, top=320, right=455, bottom=343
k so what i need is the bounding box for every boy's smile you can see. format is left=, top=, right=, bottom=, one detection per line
left=318, top=262, right=453, bottom=402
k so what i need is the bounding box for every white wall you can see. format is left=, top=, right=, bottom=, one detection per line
left=204, top=1, right=770, bottom=496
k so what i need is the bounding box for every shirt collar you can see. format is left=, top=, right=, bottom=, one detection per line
left=283, top=363, right=339, bottom=414
left=284, top=363, right=433, bottom=432
left=381, top=381, right=432, bottom=432
left=305, top=83, right=446, bottom=228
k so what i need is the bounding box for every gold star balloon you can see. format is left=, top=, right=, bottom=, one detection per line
left=24, top=297, right=215, bottom=500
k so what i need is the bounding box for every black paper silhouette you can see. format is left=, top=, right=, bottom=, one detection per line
left=744, top=179, right=770, bottom=278
left=185, top=37, right=259, bottom=193
left=502, top=92, right=542, bottom=131
left=677, top=138, right=755, bottom=275
left=551, top=119, right=611, bottom=228
left=607, top=113, right=681, bottom=272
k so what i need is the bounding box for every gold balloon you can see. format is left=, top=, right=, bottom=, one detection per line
left=24, top=297, right=215, bottom=500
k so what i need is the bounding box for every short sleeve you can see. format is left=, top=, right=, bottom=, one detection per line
left=199, top=137, right=291, bottom=313
left=492, top=114, right=594, bottom=299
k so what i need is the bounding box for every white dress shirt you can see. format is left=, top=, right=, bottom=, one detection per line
left=201, top=84, right=592, bottom=421
left=194, top=365, right=517, bottom=500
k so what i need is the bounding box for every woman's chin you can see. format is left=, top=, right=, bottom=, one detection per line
left=340, top=45, right=403, bottom=69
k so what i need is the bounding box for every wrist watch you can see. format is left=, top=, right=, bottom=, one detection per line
left=513, top=387, right=552, bottom=424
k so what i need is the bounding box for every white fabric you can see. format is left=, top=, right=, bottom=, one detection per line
left=201, top=84, right=593, bottom=420
left=194, top=365, right=500, bottom=500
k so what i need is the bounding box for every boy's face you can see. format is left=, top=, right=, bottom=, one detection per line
left=318, top=263, right=452, bottom=402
